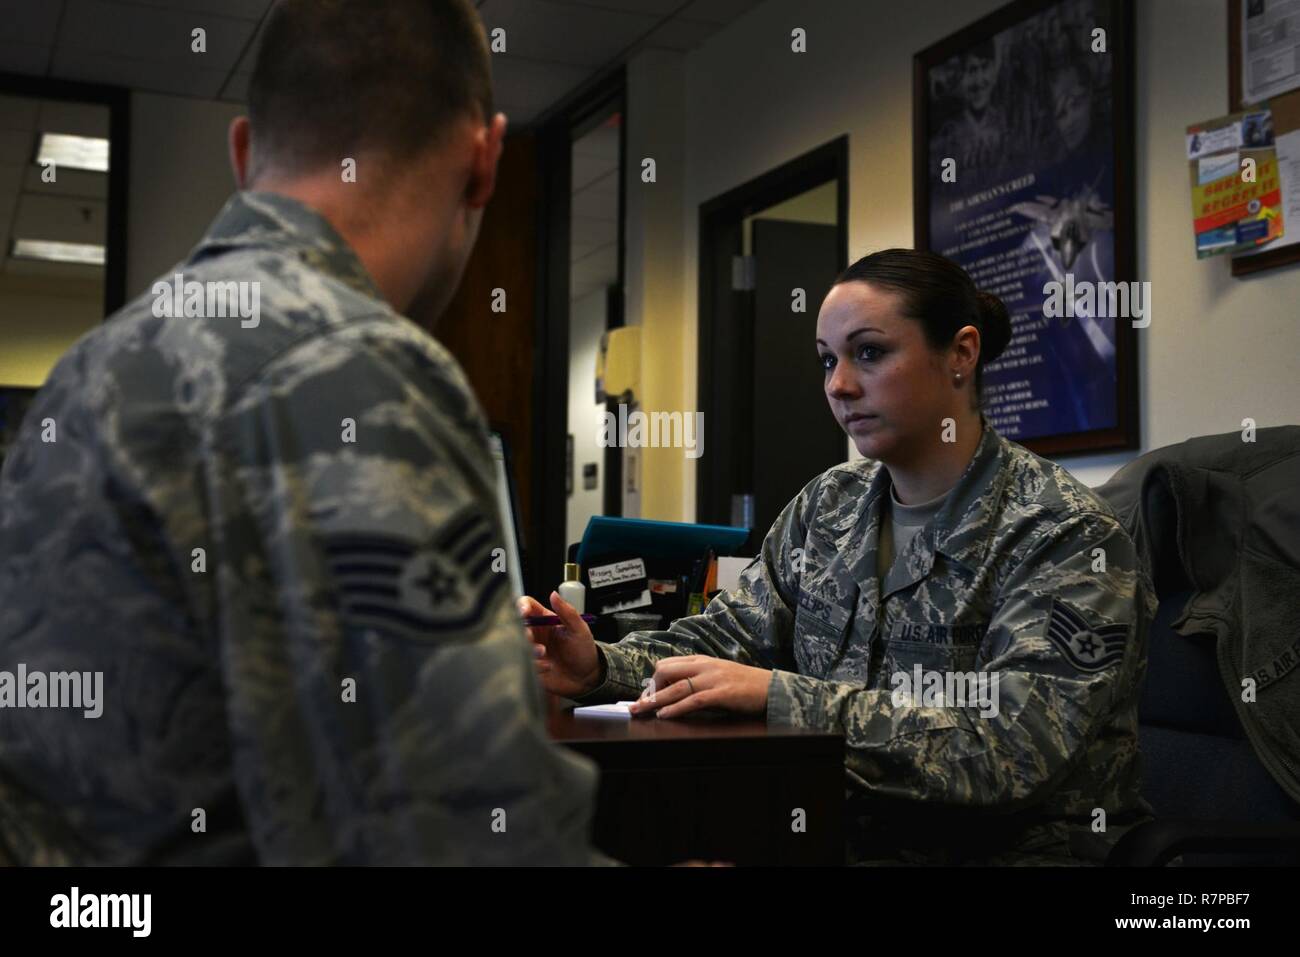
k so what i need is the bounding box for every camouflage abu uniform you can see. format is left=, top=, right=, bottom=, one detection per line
left=0, top=191, right=600, bottom=865
left=580, top=420, right=1157, bottom=864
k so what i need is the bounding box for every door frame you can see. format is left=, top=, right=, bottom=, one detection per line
left=695, top=135, right=850, bottom=526
left=533, top=67, right=626, bottom=596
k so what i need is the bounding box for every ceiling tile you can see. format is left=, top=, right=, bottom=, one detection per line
left=571, top=241, right=618, bottom=288
left=60, top=0, right=256, bottom=75
left=0, top=163, right=23, bottom=194
left=3, top=259, right=105, bottom=281
left=491, top=56, right=589, bottom=113
left=123, top=0, right=273, bottom=19
left=0, top=96, right=41, bottom=132
left=24, top=165, right=109, bottom=199
left=12, top=192, right=107, bottom=244
left=572, top=214, right=615, bottom=245
left=229, top=11, right=270, bottom=76
left=493, top=101, right=539, bottom=127
left=0, top=42, right=53, bottom=76
left=572, top=186, right=617, bottom=222
left=573, top=122, right=619, bottom=160
left=221, top=72, right=251, bottom=103
left=573, top=153, right=616, bottom=191
left=0, top=130, right=32, bottom=165
left=37, top=100, right=111, bottom=138
left=640, top=15, right=722, bottom=51
left=0, top=0, right=64, bottom=44
left=679, top=0, right=764, bottom=25
left=51, top=50, right=231, bottom=98
left=480, top=0, right=659, bottom=68
left=549, top=0, right=685, bottom=15
left=1, top=0, right=762, bottom=135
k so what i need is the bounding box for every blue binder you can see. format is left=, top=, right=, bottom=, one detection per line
left=576, top=516, right=749, bottom=566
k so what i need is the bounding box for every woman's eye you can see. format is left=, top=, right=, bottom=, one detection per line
left=819, top=353, right=835, bottom=372
left=857, top=344, right=883, bottom=362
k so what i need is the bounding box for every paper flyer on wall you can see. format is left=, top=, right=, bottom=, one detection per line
left=1242, top=0, right=1300, bottom=105
left=1187, top=108, right=1283, bottom=258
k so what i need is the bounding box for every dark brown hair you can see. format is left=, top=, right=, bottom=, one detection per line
left=833, top=248, right=1011, bottom=401
left=248, top=0, right=494, bottom=180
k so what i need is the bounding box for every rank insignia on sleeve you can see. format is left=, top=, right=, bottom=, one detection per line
left=322, top=509, right=506, bottom=641
left=1044, top=597, right=1128, bottom=673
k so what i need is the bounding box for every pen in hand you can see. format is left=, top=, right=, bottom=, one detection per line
left=522, top=613, right=597, bottom=626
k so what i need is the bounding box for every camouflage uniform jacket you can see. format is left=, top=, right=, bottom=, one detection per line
left=0, top=191, right=599, bottom=865
left=582, top=420, right=1157, bottom=864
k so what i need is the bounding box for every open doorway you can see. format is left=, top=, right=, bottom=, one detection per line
left=533, top=71, right=626, bottom=596
left=696, top=136, right=849, bottom=546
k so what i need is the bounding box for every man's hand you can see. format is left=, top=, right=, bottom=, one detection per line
left=630, top=656, right=773, bottom=719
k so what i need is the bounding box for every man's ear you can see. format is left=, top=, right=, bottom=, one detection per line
left=229, top=116, right=252, bottom=189
left=465, top=112, right=507, bottom=210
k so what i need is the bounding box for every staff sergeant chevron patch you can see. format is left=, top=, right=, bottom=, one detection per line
left=323, top=510, right=506, bottom=641
left=1044, top=596, right=1128, bottom=673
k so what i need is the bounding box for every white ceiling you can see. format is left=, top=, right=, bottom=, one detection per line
left=0, top=0, right=763, bottom=126
left=0, top=0, right=764, bottom=285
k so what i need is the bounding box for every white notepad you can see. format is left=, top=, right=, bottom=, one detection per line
left=573, top=701, right=638, bottom=719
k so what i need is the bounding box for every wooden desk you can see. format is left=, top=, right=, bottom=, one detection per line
left=548, top=701, right=844, bottom=865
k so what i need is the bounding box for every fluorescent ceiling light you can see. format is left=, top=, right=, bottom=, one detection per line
left=11, top=239, right=106, bottom=265
left=36, top=133, right=109, bottom=173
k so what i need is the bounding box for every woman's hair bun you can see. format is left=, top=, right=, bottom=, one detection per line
left=974, top=290, right=1011, bottom=365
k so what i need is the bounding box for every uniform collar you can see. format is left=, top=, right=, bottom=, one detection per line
left=832, top=416, right=1007, bottom=575
left=186, top=190, right=383, bottom=302
left=928, top=417, right=1007, bottom=571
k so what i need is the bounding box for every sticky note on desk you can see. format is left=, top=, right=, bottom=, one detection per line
left=573, top=701, right=638, bottom=719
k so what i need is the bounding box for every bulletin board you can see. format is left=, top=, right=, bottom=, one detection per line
left=1229, top=0, right=1300, bottom=275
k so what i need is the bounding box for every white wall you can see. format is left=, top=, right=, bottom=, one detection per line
left=644, top=0, right=1300, bottom=510
left=0, top=277, right=102, bottom=386
left=127, top=91, right=244, bottom=301
left=624, top=49, right=690, bottom=520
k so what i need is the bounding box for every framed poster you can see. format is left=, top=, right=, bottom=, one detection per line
left=914, top=0, right=1138, bottom=456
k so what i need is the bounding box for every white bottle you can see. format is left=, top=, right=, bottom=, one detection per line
left=558, top=563, right=585, bottom=613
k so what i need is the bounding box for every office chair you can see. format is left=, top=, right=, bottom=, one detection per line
left=1107, top=587, right=1300, bottom=865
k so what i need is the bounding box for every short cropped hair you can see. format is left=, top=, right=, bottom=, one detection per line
left=247, top=0, right=494, bottom=180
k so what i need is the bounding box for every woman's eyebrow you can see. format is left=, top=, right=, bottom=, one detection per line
left=815, top=327, right=885, bottom=347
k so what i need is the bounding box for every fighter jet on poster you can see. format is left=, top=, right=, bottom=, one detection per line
left=1011, top=183, right=1114, bottom=269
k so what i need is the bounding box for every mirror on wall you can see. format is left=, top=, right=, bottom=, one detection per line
left=565, top=108, right=622, bottom=551
left=0, top=95, right=111, bottom=386
left=0, top=91, right=116, bottom=468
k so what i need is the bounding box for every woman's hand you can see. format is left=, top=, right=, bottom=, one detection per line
left=519, top=592, right=603, bottom=699
left=630, top=656, right=773, bottom=719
